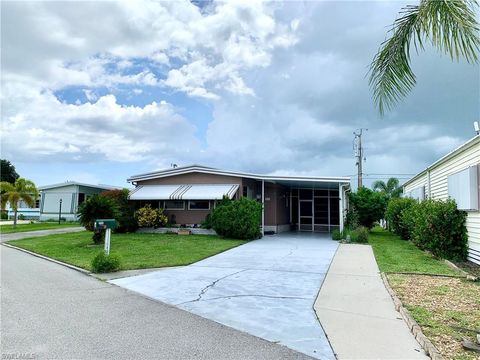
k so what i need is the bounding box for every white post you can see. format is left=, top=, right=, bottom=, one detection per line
left=261, top=180, right=265, bottom=236
left=339, top=184, right=344, bottom=233
left=104, top=228, right=111, bottom=255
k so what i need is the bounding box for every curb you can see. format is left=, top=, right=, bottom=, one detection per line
left=381, top=273, right=443, bottom=360
left=443, top=259, right=478, bottom=281
left=2, top=243, right=92, bottom=275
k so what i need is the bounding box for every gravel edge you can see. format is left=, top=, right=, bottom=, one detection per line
left=381, top=273, right=443, bottom=360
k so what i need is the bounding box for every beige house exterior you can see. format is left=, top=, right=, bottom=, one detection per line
left=403, top=135, right=480, bottom=264
left=128, top=165, right=350, bottom=234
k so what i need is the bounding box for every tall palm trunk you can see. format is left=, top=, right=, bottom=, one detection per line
left=13, top=208, right=17, bottom=228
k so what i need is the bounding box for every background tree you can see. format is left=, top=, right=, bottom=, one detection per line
left=1, top=159, right=19, bottom=184
left=348, top=187, right=388, bottom=229
left=372, top=177, right=403, bottom=199
left=100, top=189, right=138, bottom=233
left=370, top=0, right=479, bottom=114
left=0, top=178, right=38, bottom=227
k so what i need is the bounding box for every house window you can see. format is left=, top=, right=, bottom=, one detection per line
left=243, top=186, right=248, bottom=197
left=35, top=199, right=40, bottom=208
left=78, top=193, right=86, bottom=206
left=164, top=200, right=185, bottom=210
left=448, top=165, right=479, bottom=210
left=189, top=200, right=210, bottom=210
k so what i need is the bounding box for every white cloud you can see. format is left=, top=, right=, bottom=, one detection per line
left=1, top=81, right=199, bottom=163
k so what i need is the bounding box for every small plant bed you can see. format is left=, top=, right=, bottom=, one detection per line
left=7, top=231, right=247, bottom=271
left=388, top=274, right=480, bottom=360
left=0, top=222, right=81, bottom=234
left=370, top=228, right=480, bottom=359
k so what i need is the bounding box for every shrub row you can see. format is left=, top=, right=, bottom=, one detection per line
left=386, top=198, right=468, bottom=261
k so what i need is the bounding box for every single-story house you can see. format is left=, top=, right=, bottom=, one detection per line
left=403, top=135, right=480, bottom=264
left=39, top=182, right=118, bottom=221
left=127, top=165, right=350, bottom=234
left=6, top=196, right=41, bottom=220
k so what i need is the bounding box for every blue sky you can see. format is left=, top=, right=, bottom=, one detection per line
left=2, top=1, right=479, bottom=189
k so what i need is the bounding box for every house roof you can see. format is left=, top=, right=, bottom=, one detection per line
left=38, top=181, right=120, bottom=191
left=127, top=164, right=350, bottom=187
left=403, top=134, right=480, bottom=188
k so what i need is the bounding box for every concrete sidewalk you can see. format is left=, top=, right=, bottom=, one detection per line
left=315, top=244, right=428, bottom=360
left=1, top=227, right=85, bottom=242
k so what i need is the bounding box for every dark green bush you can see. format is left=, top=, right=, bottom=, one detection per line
left=385, top=197, right=417, bottom=239
left=402, top=199, right=468, bottom=261
left=210, top=197, right=262, bottom=240
left=91, top=252, right=121, bottom=273
left=0, top=212, right=7, bottom=220
left=351, top=226, right=369, bottom=243
left=348, top=187, right=388, bottom=229
left=201, top=213, right=213, bottom=229
left=100, top=189, right=137, bottom=233
left=92, top=229, right=105, bottom=244
left=331, top=229, right=343, bottom=240
left=78, top=195, right=118, bottom=231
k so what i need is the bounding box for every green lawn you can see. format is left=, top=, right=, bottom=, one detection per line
left=369, top=227, right=459, bottom=275
left=0, top=222, right=81, bottom=234
left=7, top=231, right=247, bottom=271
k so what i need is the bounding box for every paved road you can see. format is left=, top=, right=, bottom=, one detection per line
left=1, top=227, right=85, bottom=242
left=112, top=233, right=338, bottom=359
left=1, top=246, right=309, bottom=359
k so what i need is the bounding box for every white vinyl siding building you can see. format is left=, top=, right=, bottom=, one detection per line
left=404, top=135, right=480, bottom=264
left=39, top=182, right=118, bottom=221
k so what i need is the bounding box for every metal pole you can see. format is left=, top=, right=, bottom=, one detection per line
left=339, top=184, right=344, bottom=233
left=58, top=199, right=62, bottom=224
left=105, top=228, right=111, bottom=255
left=261, top=180, right=265, bottom=236
left=358, top=132, right=363, bottom=188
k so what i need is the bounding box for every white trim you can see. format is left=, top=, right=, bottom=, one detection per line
left=39, top=181, right=119, bottom=191
left=128, top=165, right=350, bottom=184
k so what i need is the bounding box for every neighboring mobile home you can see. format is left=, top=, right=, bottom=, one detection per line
left=403, top=135, right=480, bottom=264
left=39, top=182, right=118, bottom=221
left=128, top=165, right=350, bottom=234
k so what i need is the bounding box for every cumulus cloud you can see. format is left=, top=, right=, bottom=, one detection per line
left=1, top=80, right=199, bottom=163
left=1, top=0, right=478, bottom=187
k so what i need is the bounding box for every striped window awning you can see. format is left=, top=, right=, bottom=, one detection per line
left=129, top=184, right=239, bottom=200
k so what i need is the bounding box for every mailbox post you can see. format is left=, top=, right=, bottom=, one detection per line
left=94, top=219, right=118, bottom=255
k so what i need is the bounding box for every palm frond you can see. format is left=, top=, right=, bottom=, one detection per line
left=372, top=180, right=388, bottom=192
left=370, top=0, right=480, bottom=115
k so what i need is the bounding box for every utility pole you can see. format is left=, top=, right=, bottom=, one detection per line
left=353, top=129, right=367, bottom=189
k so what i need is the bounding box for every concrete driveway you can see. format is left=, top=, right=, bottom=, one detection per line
left=112, top=233, right=338, bottom=359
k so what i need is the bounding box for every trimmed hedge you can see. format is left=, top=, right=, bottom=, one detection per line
left=210, top=197, right=262, bottom=240
left=402, top=199, right=468, bottom=261
left=91, top=252, right=121, bottom=273
left=385, top=197, right=417, bottom=239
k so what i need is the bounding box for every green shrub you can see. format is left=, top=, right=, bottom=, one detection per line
left=1, top=211, right=8, bottom=220
left=100, top=189, right=137, bottom=233
left=348, top=187, right=387, bottom=229
left=351, top=226, right=369, bottom=243
left=134, top=204, right=168, bottom=228
left=92, top=229, right=105, bottom=244
left=78, top=195, right=118, bottom=231
left=91, top=252, right=121, bottom=273
left=201, top=213, right=213, bottom=229
left=385, top=197, right=417, bottom=239
left=402, top=199, right=468, bottom=260
left=331, top=229, right=343, bottom=240
left=210, top=197, right=262, bottom=240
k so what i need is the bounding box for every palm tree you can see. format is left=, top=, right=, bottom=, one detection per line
left=372, top=177, right=403, bottom=199
left=0, top=178, right=38, bottom=228
left=370, top=0, right=480, bottom=115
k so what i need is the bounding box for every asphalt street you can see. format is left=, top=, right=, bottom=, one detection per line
left=1, top=245, right=310, bottom=359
